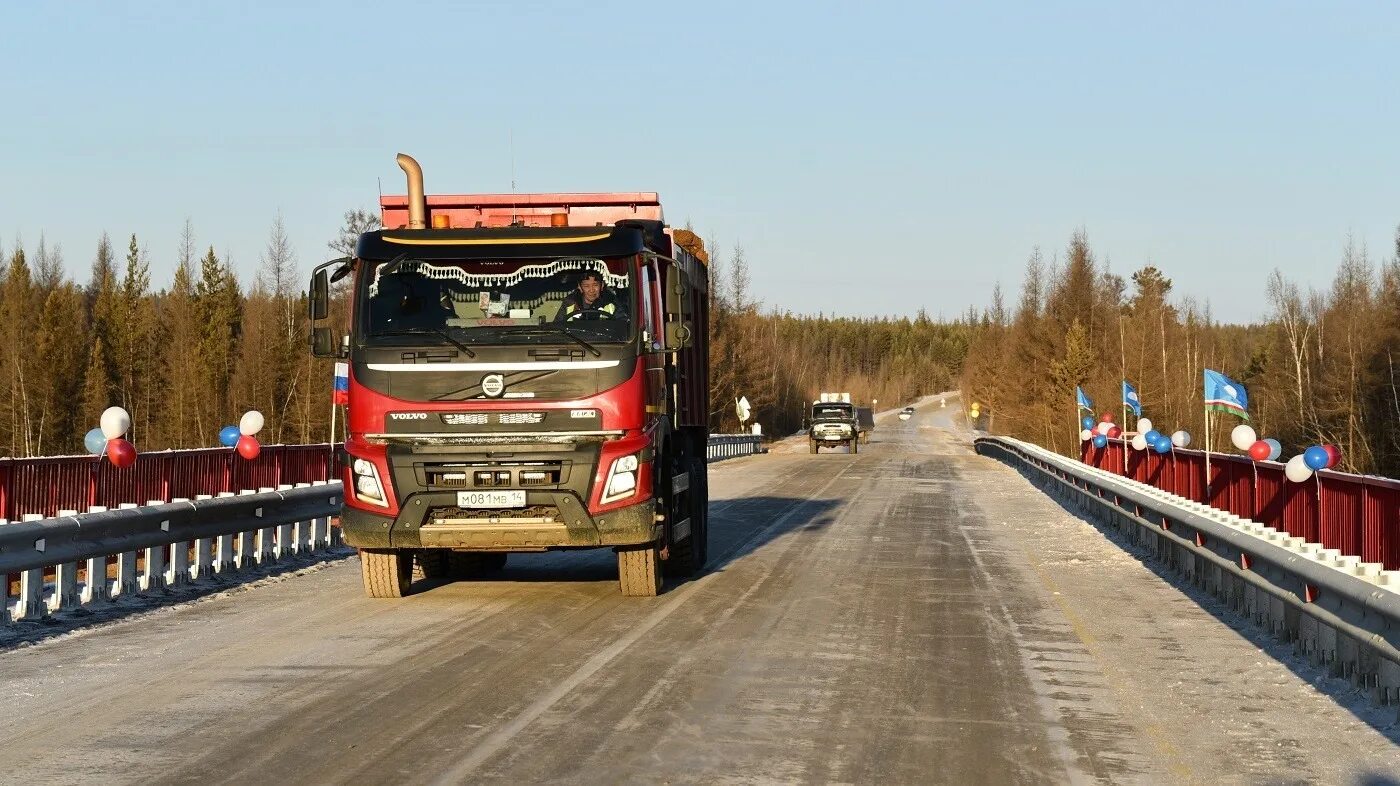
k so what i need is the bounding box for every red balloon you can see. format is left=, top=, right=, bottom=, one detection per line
left=1100, top=413, right=1115, bottom=423
left=106, top=437, right=137, bottom=468
left=1248, top=440, right=1272, bottom=461
left=1107, top=426, right=1122, bottom=439
left=1322, top=444, right=1341, bottom=469
left=236, top=434, right=261, bottom=460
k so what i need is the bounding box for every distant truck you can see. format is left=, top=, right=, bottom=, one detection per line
left=808, top=393, right=860, bottom=454
left=856, top=407, right=874, bottom=443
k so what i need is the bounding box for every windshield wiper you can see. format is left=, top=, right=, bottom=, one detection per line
left=373, top=326, right=477, bottom=358
left=510, top=326, right=601, bottom=357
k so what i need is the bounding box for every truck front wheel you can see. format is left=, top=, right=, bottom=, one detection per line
left=809, top=439, right=819, bottom=454
left=361, top=549, right=412, bottom=598
left=850, top=437, right=859, bottom=454
left=617, top=543, right=662, bottom=596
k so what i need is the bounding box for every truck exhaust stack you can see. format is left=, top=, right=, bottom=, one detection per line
left=396, top=153, right=427, bottom=229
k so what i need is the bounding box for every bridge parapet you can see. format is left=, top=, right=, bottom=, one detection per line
left=977, top=435, right=1400, bottom=714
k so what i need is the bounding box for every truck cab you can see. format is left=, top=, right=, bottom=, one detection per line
left=808, top=393, right=859, bottom=454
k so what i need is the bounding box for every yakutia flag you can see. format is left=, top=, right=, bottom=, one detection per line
left=1203, top=369, right=1248, bottom=420
left=1122, top=380, right=1142, bottom=417
left=333, top=362, right=349, bottom=405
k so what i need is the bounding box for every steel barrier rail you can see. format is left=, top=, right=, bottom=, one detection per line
left=1, top=482, right=343, bottom=624
left=978, top=435, right=1400, bottom=709
left=1080, top=438, right=1400, bottom=570
left=707, top=435, right=764, bottom=462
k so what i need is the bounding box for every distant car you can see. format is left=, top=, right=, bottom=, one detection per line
left=898, top=406, right=914, bottom=421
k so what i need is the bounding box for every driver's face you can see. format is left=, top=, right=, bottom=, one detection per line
left=579, top=278, right=602, bottom=303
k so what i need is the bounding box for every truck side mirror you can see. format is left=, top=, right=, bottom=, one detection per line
left=310, top=326, right=337, bottom=358
left=664, top=321, right=693, bottom=350
left=664, top=265, right=689, bottom=318
left=309, top=268, right=330, bottom=321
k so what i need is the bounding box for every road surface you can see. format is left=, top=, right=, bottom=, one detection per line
left=2, top=397, right=1396, bottom=784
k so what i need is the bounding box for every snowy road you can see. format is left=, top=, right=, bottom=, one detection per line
left=1, top=397, right=1395, bottom=784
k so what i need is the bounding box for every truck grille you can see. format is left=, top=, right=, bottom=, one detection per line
left=423, top=462, right=564, bottom=489
left=427, top=504, right=561, bottom=525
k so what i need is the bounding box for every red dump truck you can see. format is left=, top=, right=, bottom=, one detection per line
left=308, top=154, right=710, bottom=597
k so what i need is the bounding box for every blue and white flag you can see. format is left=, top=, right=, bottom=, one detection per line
left=1203, top=369, right=1248, bottom=420
left=1076, top=386, right=1093, bottom=412
left=1122, top=380, right=1142, bottom=417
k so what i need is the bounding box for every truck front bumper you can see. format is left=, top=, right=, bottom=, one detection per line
left=340, top=490, right=658, bottom=551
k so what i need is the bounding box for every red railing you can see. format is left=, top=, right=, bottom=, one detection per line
left=0, top=445, right=335, bottom=521
left=1080, top=440, right=1400, bottom=570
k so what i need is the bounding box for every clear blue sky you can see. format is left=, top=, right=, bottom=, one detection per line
left=3, top=1, right=1397, bottom=323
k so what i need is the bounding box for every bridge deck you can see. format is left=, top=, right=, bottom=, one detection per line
left=0, top=403, right=1394, bottom=783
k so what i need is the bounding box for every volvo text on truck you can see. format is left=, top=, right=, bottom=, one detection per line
left=308, top=154, right=711, bottom=598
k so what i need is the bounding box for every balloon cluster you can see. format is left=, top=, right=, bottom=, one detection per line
left=1129, top=417, right=1186, bottom=455
left=1080, top=414, right=1190, bottom=455
left=84, top=406, right=138, bottom=467
left=1229, top=425, right=1283, bottom=463
left=219, top=411, right=265, bottom=459
left=1284, top=443, right=1342, bottom=483
left=1080, top=413, right=1122, bottom=449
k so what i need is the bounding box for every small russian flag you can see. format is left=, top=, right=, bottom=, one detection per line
left=333, top=362, right=349, bottom=405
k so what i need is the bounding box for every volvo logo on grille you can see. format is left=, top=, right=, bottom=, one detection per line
left=389, top=412, right=428, bottom=420
left=481, top=373, right=505, bottom=398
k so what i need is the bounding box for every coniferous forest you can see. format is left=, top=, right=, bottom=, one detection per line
left=0, top=214, right=969, bottom=457
left=960, top=229, right=1400, bottom=477
left=4, top=215, right=1394, bottom=474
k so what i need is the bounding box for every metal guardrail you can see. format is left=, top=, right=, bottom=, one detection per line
left=977, top=435, right=1400, bottom=709
left=1081, top=438, right=1400, bottom=570
left=707, top=434, right=764, bottom=462
left=2, top=482, right=342, bottom=624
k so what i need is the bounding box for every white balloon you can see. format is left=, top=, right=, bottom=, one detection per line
left=1284, top=454, right=1314, bottom=483
left=100, top=406, right=131, bottom=439
left=1080, top=429, right=1093, bottom=441
left=1136, top=417, right=1153, bottom=434
left=1096, top=422, right=1113, bottom=435
left=1171, top=430, right=1191, bottom=448
left=1131, top=434, right=1148, bottom=451
left=239, top=410, right=265, bottom=436
left=1230, top=424, right=1257, bottom=451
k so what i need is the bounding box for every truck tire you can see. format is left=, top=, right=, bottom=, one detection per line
left=617, top=543, right=662, bottom=596
left=413, top=550, right=449, bottom=581
left=850, top=437, right=859, bottom=454
left=663, top=459, right=708, bottom=579
left=809, top=439, right=819, bottom=454
left=361, top=549, right=412, bottom=598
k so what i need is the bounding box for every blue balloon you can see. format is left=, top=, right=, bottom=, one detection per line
left=1263, top=438, right=1282, bottom=461
left=1152, top=436, right=1172, bottom=454
left=1081, top=416, right=1094, bottom=430
left=84, top=428, right=107, bottom=455
left=1092, top=434, right=1108, bottom=449
left=219, top=425, right=241, bottom=447
left=1144, top=429, right=1162, bottom=444
left=1303, top=446, right=1329, bottom=471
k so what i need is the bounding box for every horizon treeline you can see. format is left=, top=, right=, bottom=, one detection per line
left=960, top=229, right=1400, bottom=477
left=0, top=217, right=967, bottom=457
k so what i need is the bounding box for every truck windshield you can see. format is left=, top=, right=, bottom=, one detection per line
left=359, top=256, right=635, bottom=344
left=813, top=405, right=852, bottom=420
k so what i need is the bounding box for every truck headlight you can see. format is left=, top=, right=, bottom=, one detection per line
left=351, top=457, right=388, bottom=507
left=602, top=453, right=640, bottom=503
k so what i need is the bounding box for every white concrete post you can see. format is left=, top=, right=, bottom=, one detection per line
left=166, top=498, right=191, bottom=586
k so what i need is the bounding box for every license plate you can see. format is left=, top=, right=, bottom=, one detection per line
left=457, top=490, right=527, bottom=508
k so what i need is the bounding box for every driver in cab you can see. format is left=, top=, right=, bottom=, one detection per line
left=554, top=269, right=626, bottom=322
